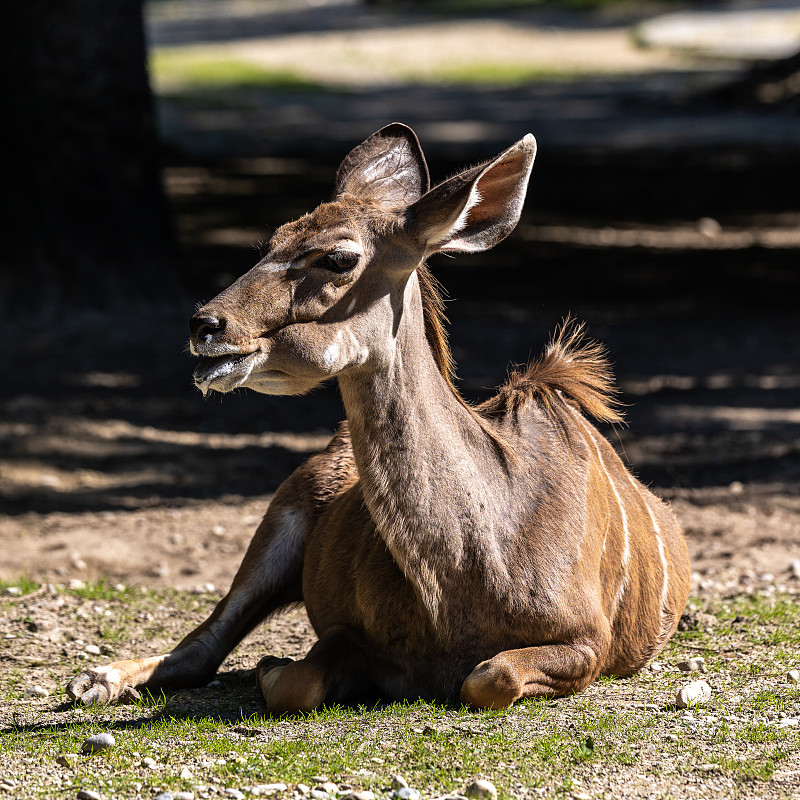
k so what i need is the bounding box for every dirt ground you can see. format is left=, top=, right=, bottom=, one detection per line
left=2, top=156, right=799, bottom=600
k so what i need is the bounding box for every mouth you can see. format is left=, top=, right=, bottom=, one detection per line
left=193, top=351, right=262, bottom=395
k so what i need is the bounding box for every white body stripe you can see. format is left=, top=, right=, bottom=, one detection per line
left=567, top=405, right=630, bottom=620
left=634, top=486, right=673, bottom=648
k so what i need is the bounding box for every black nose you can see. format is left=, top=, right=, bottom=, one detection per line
left=190, top=314, right=225, bottom=343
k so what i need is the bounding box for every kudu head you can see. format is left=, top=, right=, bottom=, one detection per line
left=189, top=123, right=536, bottom=396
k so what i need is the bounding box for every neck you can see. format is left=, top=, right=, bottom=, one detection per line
left=337, top=272, right=513, bottom=629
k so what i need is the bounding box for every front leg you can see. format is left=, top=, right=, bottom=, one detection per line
left=67, top=495, right=308, bottom=705
left=460, top=629, right=611, bottom=710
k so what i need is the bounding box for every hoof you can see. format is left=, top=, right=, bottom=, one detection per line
left=66, top=667, right=127, bottom=707
left=256, top=656, right=294, bottom=709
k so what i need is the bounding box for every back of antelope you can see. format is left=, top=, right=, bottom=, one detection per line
left=67, top=124, right=690, bottom=713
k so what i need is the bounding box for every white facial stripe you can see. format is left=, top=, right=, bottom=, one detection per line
left=322, top=342, right=341, bottom=369
left=257, top=262, right=291, bottom=273
left=334, top=240, right=362, bottom=255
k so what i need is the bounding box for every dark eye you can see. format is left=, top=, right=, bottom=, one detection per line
left=316, top=251, right=359, bottom=274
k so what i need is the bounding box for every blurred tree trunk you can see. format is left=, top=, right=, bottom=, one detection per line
left=2, top=0, right=175, bottom=318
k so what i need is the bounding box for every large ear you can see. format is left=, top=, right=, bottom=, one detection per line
left=335, top=123, right=430, bottom=206
left=409, top=134, right=536, bottom=255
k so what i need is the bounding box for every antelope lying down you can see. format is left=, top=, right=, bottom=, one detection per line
left=68, top=124, right=690, bottom=712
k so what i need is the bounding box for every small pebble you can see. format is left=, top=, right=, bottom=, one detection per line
left=779, top=718, right=799, bottom=728
left=391, top=777, right=409, bottom=791
left=312, top=777, right=330, bottom=785
left=23, top=685, right=49, bottom=699
left=56, top=753, right=80, bottom=768
left=0, top=781, right=15, bottom=790
left=142, top=757, right=158, bottom=769
left=789, top=560, right=800, bottom=579
left=180, top=767, right=194, bottom=780
left=81, top=732, right=115, bottom=754
left=677, top=657, right=706, bottom=673
left=77, top=791, right=103, bottom=800
left=322, top=784, right=340, bottom=797
left=251, top=784, right=288, bottom=796
left=223, top=791, right=245, bottom=800
left=174, top=793, right=195, bottom=800
left=394, top=790, right=420, bottom=800
left=154, top=794, right=174, bottom=800
left=84, top=644, right=101, bottom=656
left=310, top=791, right=329, bottom=800
left=297, top=785, right=311, bottom=797
left=697, top=217, right=721, bottom=238
left=787, top=669, right=800, bottom=684
left=665, top=734, right=679, bottom=742
left=342, top=792, right=374, bottom=800
left=464, top=780, right=497, bottom=800
left=676, top=680, right=712, bottom=709
left=648, top=661, right=663, bottom=673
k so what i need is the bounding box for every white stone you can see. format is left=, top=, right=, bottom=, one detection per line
left=81, top=733, right=115, bottom=754
left=23, top=685, right=49, bottom=699
left=85, top=645, right=101, bottom=656
left=464, top=781, right=497, bottom=800
left=676, top=680, right=712, bottom=709
left=677, top=657, right=706, bottom=673
left=251, top=784, right=288, bottom=796
left=787, top=669, right=800, bottom=684
left=390, top=778, right=408, bottom=791
left=180, top=768, right=194, bottom=780
left=648, top=661, right=663, bottom=672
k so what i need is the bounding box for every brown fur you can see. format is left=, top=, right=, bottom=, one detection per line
left=67, top=124, right=690, bottom=713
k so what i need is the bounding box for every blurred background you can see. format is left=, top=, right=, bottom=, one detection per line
left=2, top=0, right=799, bottom=595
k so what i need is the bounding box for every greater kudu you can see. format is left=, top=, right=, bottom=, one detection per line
left=68, top=124, right=690, bottom=712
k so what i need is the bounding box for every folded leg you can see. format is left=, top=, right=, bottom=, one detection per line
left=460, top=632, right=610, bottom=710
left=256, top=625, right=377, bottom=715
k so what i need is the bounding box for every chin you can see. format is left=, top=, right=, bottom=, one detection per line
left=244, top=372, right=324, bottom=396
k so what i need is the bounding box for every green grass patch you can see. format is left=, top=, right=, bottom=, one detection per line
left=409, top=0, right=692, bottom=12
left=413, top=62, right=586, bottom=86
left=0, top=577, right=41, bottom=597
left=2, top=585, right=800, bottom=798
left=150, top=50, right=330, bottom=93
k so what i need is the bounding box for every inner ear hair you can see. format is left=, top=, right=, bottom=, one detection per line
left=411, top=134, right=537, bottom=255
left=335, top=123, right=430, bottom=207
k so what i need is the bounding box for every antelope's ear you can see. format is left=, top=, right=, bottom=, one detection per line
left=336, top=123, right=430, bottom=206
left=410, top=134, right=536, bottom=255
